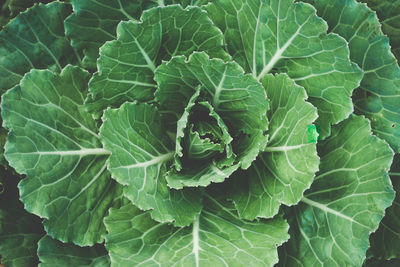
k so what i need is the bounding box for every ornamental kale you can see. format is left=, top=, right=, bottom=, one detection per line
left=0, top=0, right=399, bottom=266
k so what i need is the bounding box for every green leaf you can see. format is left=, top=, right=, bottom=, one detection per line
left=167, top=161, right=241, bottom=189
left=196, top=101, right=234, bottom=158
left=278, top=115, right=394, bottom=266
left=0, top=168, right=44, bottom=267
left=0, top=207, right=43, bottom=267
left=227, top=73, right=319, bottom=220
left=360, top=0, right=400, bottom=61
left=64, top=0, right=156, bottom=69
left=185, top=125, right=224, bottom=159
left=174, top=87, right=201, bottom=171
left=302, top=0, right=400, bottom=153
left=0, top=126, right=8, bottom=167
left=104, top=192, right=289, bottom=267
left=0, top=2, right=80, bottom=94
left=368, top=154, right=400, bottom=259
left=100, top=102, right=202, bottom=226
left=364, top=258, right=400, bottom=267
left=7, top=0, right=53, bottom=16
left=1, top=65, right=122, bottom=246
left=85, top=5, right=229, bottom=118
left=37, top=235, right=110, bottom=267
left=205, top=0, right=363, bottom=138
left=168, top=87, right=238, bottom=189
left=65, top=1, right=216, bottom=70
left=0, top=1, right=12, bottom=28
left=155, top=52, right=268, bottom=170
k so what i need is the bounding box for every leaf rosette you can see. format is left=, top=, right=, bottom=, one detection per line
left=1, top=1, right=396, bottom=265
left=100, top=51, right=270, bottom=225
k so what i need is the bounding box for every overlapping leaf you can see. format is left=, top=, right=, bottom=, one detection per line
left=226, top=73, right=319, bottom=220
left=7, top=0, right=54, bottom=16
left=0, top=168, right=44, bottom=267
left=100, top=102, right=202, bottom=226
left=205, top=0, right=363, bottom=138
left=303, top=0, right=400, bottom=153
left=0, top=205, right=43, bottom=267
left=0, top=2, right=80, bottom=94
left=279, top=115, right=394, bottom=266
left=104, top=191, right=289, bottom=267
left=368, top=154, right=400, bottom=260
left=155, top=52, right=268, bottom=188
left=1, top=66, right=123, bottom=246
left=85, top=5, right=229, bottom=118
left=360, top=0, right=400, bottom=60
left=65, top=0, right=211, bottom=69
left=38, top=235, right=110, bottom=266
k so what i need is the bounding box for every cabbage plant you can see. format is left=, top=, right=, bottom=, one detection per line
left=0, top=0, right=399, bottom=266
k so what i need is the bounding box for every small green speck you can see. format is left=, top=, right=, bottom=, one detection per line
left=308, top=124, right=319, bottom=143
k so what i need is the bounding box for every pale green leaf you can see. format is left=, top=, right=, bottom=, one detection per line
left=85, top=5, right=229, bottom=118
left=174, top=88, right=201, bottom=171
left=155, top=52, right=268, bottom=173
left=1, top=65, right=122, bottom=246
left=278, top=115, right=394, bottom=266
left=368, top=154, right=400, bottom=260
left=303, top=0, right=400, bottom=152
left=99, top=102, right=202, bottom=226
left=205, top=0, right=363, bottom=138
left=185, top=126, right=224, bottom=159
left=104, top=192, right=289, bottom=267
left=0, top=2, right=80, bottom=94
left=38, top=235, right=110, bottom=267
left=227, top=73, right=319, bottom=220
left=166, top=161, right=240, bottom=189
left=168, top=86, right=238, bottom=189
left=174, top=89, right=233, bottom=168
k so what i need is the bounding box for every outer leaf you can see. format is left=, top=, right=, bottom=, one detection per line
left=100, top=102, right=202, bottom=226
left=227, top=73, right=319, bottom=219
left=155, top=52, right=268, bottom=172
left=7, top=0, right=53, bottom=16
left=104, top=192, right=289, bottom=267
left=279, top=115, right=394, bottom=266
left=205, top=0, right=363, bottom=138
left=0, top=1, right=12, bottom=28
left=38, top=235, right=110, bottom=267
left=364, top=258, right=400, bottom=267
left=1, top=66, right=122, bottom=246
left=85, top=5, right=229, bottom=118
left=303, top=0, right=400, bottom=153
left=64, top=0, right=154, bottom=69
left=368, top=154, right=400, bottom=259
left=0, top=207, right=43, bottom=267
left=64, top=0, right=212, bottom=69
left=0, top=168, right=44, bottom=267
left=360, top=0, right=400, bottom=60
left=0, top=127, right=7, bottom=167
left=0, top=2, right=80, bottom=94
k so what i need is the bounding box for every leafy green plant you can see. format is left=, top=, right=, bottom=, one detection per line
left=0, top=0, right=399, bottom=266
